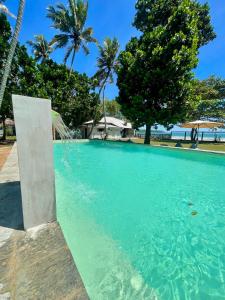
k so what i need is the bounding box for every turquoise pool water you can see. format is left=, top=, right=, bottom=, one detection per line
left=54, top=141, right=225, bottom=300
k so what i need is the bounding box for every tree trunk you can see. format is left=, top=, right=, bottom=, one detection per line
left=191, top=128, right=198, bottom=142
left=102, top=85, right=107, bottom=139
left=191, top=128, right=194, bottom=141
left=144, top=123, right=152, bottom=144
left=69, top=48, right=76, bottom=75
left=2, top=117, right=6, bottom=140
left=0, top=0, right=25, bottom=108
left=87, top=75, right=109, bottom=139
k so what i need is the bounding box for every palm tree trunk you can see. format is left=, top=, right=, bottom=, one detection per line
left=102, top=85, right=107, bottom=139
left=88, top=75, right=109, bottom=139
left=0, top=0, right=25, bottom=109
left=69, top=49, right=76, bottom=75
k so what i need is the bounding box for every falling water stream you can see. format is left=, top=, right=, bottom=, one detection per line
left=52, top=110, right=73, bottom=141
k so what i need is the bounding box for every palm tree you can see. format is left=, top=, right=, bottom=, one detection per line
left=27, top=35, right=53, bottom=63
left=0, top=0, right=25, bottom=109
left=94, top=38, right=119, bottom=137
left=47, top=0, right=97, bottom=71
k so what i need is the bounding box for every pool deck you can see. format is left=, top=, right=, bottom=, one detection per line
left=0, top=144, right=13, bottom=171
left=0, top=144, right=89, bottom=300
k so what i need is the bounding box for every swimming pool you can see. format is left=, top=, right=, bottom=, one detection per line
left=54, top=141, right=225, bottom=300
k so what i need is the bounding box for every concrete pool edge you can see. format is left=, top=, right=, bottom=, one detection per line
left=0, top=144, right=89, bottom=300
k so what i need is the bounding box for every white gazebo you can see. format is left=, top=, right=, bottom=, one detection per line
left=81, top=117, right=134, bottom=139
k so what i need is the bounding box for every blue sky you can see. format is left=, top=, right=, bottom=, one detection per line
left=6, top=0, right=225, bottom=100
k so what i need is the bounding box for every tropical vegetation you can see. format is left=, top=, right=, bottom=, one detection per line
left=27, top=35, right=53, bottom=63
left=47, top=0, right=97, bottom=70
left=94, top=38, right=119, bottom=135
left=0, top=12, right=99, bottom=139
left=117, top=0, right=216, bottom=144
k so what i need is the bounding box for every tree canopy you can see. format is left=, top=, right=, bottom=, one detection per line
left=27, top=35, right=53, bottom=63
left=117, top=0, right=216, bottom=144
left=0, top=13, right=99, bottom=138
left=104, top=99, right=122, bottom=118
left=189, top=76, right=225, bottom=121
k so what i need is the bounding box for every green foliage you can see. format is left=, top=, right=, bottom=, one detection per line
left=134, top=0, right=216, bottom=46
left=95, top=38, right=120, bottom=86
left=47, top=0, right=97, bottom=68
left=15, top=58, right=99, bottom=129
left=189, top=76, right=225, bottom=121
left=89, top=37, right=119, bottom=137
left=117, top=0, right=215, bottom=143
left=27, top=35, right=53, bottom=62
left=36, top=60, right=99, bottom=128
left=103, top=99, right=122, bottom=118
left=0, top=13, right=99, bottom=133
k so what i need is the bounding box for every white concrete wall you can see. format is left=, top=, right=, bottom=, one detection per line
left=12, top=95, right=56, bottom=229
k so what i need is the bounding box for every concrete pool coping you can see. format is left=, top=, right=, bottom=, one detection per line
left=0, top=143, right=89, bottom=299
left=53, top=138, right=225, bottom=156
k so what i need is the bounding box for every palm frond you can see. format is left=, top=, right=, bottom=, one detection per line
left=82, top=27, right=97, bottom=43
left=27, top=35, right=53, bottom=62
left=47, top=4, right=71, bottom=33
left=76, top=0, right=88, bottom=29
left=47, top=0, right=97, bottom=67
left=95, top=37, right=119, bottom=85
left=51, top=34, right=69, bottom=49
left=82, top=44, right=90, bottom=55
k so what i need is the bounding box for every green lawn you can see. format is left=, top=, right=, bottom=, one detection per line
left=131, top=138, right=225, bottom=152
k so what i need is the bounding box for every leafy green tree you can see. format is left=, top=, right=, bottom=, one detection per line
left=94, top=38, right=119, bottom=135
left=185, top=77, right=225, bottom=141
left=35, top=60, right=99, bottom=128
left=189, top=77, right=225, bottom=121
left=104, top=99, right=122, bottom=118
left=0, top=13, right=99, bottom=139
left=7, top=55, right=99, bottom=129
left=0, top=0, right=25, bottom=109
left=47, top=0, right=97, bottom=70
left=27, top=35, right=53, bottom=63
left=117, top=0, right=215, bottom=144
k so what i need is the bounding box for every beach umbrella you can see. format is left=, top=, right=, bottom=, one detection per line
left=181, top=120, right=224, bottom=147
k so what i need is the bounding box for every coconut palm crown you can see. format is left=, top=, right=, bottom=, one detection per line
left=47, top=0, right=97, bottom=70
left=27, top=35, right=53, bottom=63
left=95, top=38, right=119, bottom=86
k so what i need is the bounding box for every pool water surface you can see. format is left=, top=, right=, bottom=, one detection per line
left=54, top=141, right=225, bottom=300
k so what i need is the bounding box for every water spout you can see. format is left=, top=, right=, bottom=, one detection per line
left=51, top=110, right=72, bottom=141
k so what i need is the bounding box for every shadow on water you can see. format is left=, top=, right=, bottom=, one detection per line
left=0, top=181, right=24, bottom=230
